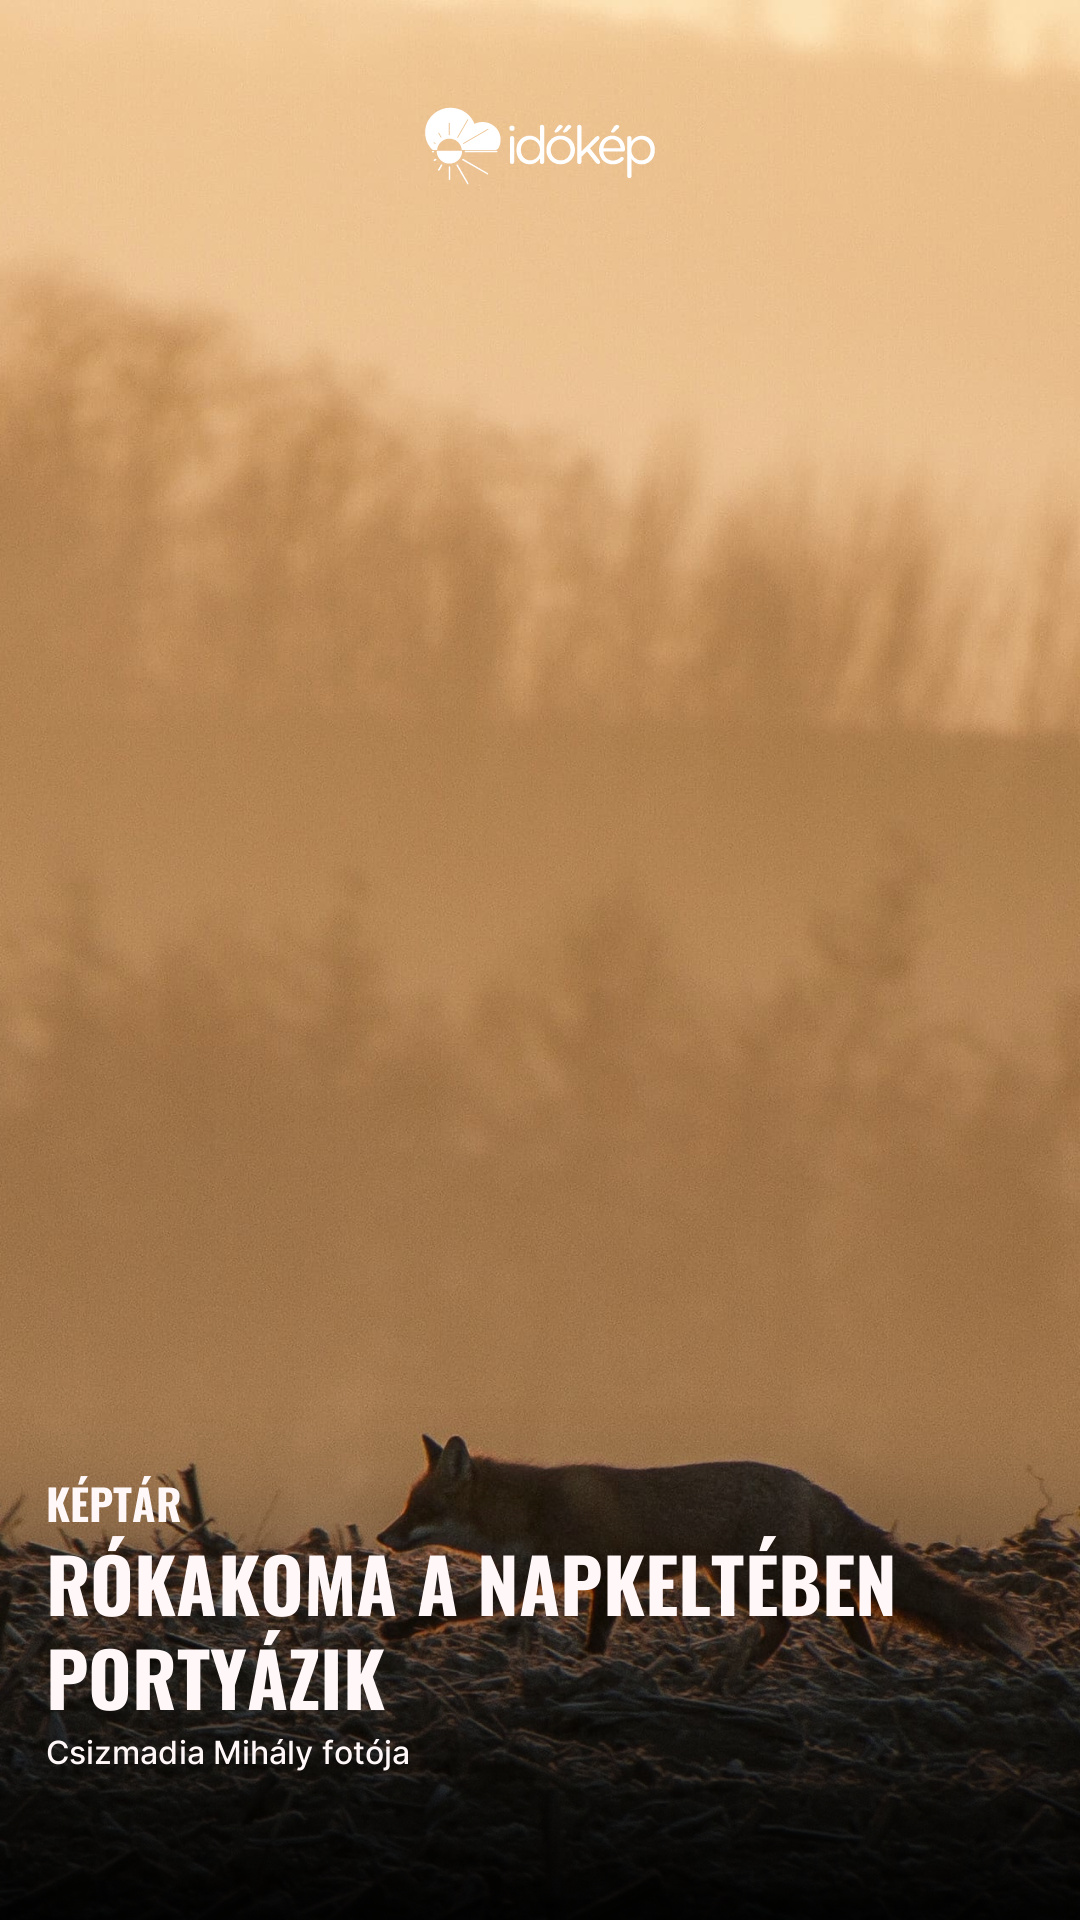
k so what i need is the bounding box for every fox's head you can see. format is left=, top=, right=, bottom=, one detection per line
left=377, top=1434, right=481, bottom=1554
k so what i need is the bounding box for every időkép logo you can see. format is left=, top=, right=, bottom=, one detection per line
left=425, top=108, right=655, bottom=183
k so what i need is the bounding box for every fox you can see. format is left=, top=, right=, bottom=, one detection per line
left=376, top=1436, right=1031, bottom=1664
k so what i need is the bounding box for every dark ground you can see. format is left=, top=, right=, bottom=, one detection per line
left=1, top=1523, right=1079, bottom=1918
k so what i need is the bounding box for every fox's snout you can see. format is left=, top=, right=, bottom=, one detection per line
left=376, top=1514, right=412, bottom=1551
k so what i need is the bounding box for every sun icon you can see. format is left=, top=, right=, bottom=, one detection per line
left=424, top=108, right=501, bottom=183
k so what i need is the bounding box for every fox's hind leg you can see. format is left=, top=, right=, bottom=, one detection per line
left=750, top=1615, right=793, bottom=1665
left=840, top=1612, right=876, bottom=1656
left=701, top=1561, right=791, bottom=1665
left=806, top=1578, right=876, bottom=1656
left=585, top=1591, right=615, bottom=1656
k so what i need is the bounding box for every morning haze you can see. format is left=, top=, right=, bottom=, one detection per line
left=0, top=3, right=1078, bottom=1552
left=0, top=2, right=1078, bottom=485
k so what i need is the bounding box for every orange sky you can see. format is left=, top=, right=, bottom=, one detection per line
left=0, top=3, right=1077, bottom=494
left=2, top=2, right=1079, bottom=1547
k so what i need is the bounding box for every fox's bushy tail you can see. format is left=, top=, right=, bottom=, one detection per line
left=831, top=1500, right=1033, bottom=1658
left=885, top=1542, right=1031, bottom=1658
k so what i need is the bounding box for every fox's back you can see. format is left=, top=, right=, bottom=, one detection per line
left=493, top=1457, right=866, bottom=1561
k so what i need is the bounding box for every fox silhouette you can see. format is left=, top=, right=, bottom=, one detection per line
left=377, top=1436, right=1031, bottom=1663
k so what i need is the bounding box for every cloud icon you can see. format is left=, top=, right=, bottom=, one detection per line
left=425, top=109, right=501, bottom=180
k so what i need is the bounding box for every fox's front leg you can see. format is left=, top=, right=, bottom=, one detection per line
left=380, top=1581, right=486, bottom=1644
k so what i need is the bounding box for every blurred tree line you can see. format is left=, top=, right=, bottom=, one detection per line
left=2, top=854, right=1078, bottom=1428
left=1, top=272, right=1078, bottom=732
left=2, top=272, right=1079, bottom=1451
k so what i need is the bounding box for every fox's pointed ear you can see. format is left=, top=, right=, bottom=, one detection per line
left=421, top=1434, right=443, bottom=1471
left=439, top=1436, right=472, bottom=1483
